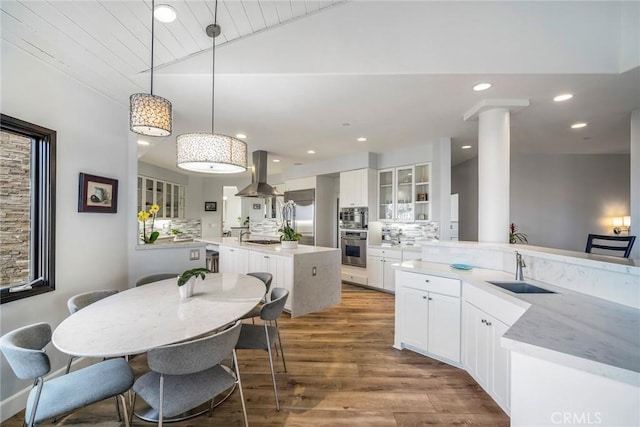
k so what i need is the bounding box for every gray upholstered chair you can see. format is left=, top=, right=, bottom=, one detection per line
left=0, top=322, right=133, bottom=427
left=239, top=272, right=273, bottom=322
left=66, top=289, right=118, bottom=315
left=130, top=320, right=247, bottom=427
left=136, top=273, right=179, bottom=286
left=236, top=287, right=289, bottom=411
left=65, top=289, right=119, bottom=374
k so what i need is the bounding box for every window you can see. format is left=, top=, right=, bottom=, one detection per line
left=0, top=114, right=56, bottom=303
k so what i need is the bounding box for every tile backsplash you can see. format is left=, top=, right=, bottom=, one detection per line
left=148, top=219, right=202, bottom=240
left=380, top=221, right=440, bottom=243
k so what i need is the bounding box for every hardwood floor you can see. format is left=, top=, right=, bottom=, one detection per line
left=2, top=284, right=509, bottom=427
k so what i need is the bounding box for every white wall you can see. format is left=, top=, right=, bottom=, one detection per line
left=1, top=41, right=130, bottom=414
left=451, top=153, right=631, bottom=252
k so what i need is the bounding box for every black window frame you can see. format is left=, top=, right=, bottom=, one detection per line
left=0, top=114, right=56, bottom=303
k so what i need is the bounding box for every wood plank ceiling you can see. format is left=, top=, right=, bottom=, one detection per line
left=1, top=0, right=343, bottom=104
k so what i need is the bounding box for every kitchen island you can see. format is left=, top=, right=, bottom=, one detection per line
left=392, top=241, right=640, bottom=426
left=197, top=237, right=341, bottom=317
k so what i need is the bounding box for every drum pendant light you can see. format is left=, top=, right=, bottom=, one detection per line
left=176, top=0, right=247, bottom=173
left=130, top=0, right=172, bottom=137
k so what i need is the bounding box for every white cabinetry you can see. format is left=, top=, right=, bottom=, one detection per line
left=367, top=248, right=401, bottom=292
left=462, top=282, right=526, bottom=415
left=137, top=176, right=184, bottom=219
left=464, top=301, right=510, bottom=414
left=248, top=251, right=294, bottom=311
left=218, top=246, right=249, bottom=274
left=339, top=168, right=377, bottom=211
left=394, top=270, right=461, bottom=364
left=377, top=163, right=431, bottom=222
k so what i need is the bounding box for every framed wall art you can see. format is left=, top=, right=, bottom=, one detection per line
left=78, top=173, right=118, bottom=213
left=204, top=201, right=217, bottom=212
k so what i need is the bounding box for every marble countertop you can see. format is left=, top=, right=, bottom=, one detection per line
left=395, top=260, right=640, bottom=387
left=417, top=240, right=639, bottom=272
left=196, top=237, right=339, bottom=257
left=52, top=273, right=265, bottom=358
left=368, top=243, right=422, bottom=252
left=136, top=240, right=206, bottom=250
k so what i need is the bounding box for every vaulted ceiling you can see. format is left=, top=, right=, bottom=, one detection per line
left=2, top=1, right=639, bottom=174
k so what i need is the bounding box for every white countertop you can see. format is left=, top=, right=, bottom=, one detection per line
left=52, top=273, right=265, bottom=358
left=196, top=237, right=339, bottom=257
left=395, top=260, right=640, bottom=387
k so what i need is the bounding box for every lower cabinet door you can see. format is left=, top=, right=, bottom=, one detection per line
left=399, top=287, right=429, bottom=351
left=491, top=316, right=510, bottom=412
left=367, top=256, right=384, bottom=289
left=427, top=292, right=461, bottom=363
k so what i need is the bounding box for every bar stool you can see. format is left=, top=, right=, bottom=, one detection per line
left=206, top=250, right=219, bottom=273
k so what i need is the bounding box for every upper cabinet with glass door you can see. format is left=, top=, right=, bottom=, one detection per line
left=377, top=163, right=431, bottom=222
left=378, top=169, right=394, bottom=221
left=414, top=163, right=431, bottom=221
left=137, top=176, right=184, bottom=219
left=395, top=166, right=415, bottom=221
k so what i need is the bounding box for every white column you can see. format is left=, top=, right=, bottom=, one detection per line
left=631, top=110, right=640, bottom=259
left=478, top=108, right=510, bottom=243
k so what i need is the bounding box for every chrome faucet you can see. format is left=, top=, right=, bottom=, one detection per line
left=239, top=230, right=251, bottom=243
left=515, top=251, right=526, bottom=281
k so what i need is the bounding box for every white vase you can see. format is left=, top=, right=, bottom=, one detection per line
left=178, top=277, right=196, bottom=300
left=281, top=240, right=298, bottom=249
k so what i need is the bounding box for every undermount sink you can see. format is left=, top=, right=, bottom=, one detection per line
left=486, top=281, right=556, bottom=294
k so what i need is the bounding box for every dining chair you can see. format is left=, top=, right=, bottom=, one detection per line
left=0, top=322, right=134, bottom=427
left=65, top=289, right=119, bottom=373
left=585, top=234, right=636, bottom=258
left=239, top=272, right=273, bottom=322
left=236, top=287, right=289, bottom=411
left=136, top=273, right=179, bottom=286
left=130, top=320, right=247, bottom=427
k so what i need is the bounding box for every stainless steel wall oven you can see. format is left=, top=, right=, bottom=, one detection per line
left=341, top=230, right=367, bottom=268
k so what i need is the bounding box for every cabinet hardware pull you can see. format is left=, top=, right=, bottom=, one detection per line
left=425, top=279, right=430, bottom=282
left=481, top=319, right=486, bottom=324
left=486, top=321, right=492, bottom=326
left=428, top=297, right=432, bottom=300
left=422, top=296, right=427, bottom=299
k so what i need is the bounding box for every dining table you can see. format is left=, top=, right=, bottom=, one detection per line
left=52, top=273, right=266, bottom=358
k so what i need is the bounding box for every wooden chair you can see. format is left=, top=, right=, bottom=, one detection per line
left=585, top=234, right=636, bottom=258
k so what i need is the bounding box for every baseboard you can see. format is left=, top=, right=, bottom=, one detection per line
left=0, top=357, right=93, bottom=422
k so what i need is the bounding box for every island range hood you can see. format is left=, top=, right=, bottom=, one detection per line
left=235, top=150, right=280, bottom=197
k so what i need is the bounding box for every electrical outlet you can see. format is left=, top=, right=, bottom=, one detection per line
left=312, top=266, right=317, bottom=276
left=190, top=249, right=200, bottom=260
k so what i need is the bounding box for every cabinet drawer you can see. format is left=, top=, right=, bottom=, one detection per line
left=397, top=270, right=461, bottom=297
left=369, top=247, right=402, bottom=259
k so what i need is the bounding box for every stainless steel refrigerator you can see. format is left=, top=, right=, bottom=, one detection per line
left=284, top=189, right=315, bottom=246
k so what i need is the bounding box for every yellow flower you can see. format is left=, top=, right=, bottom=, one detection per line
left=137, top=211, right=150, bottom=222
left=149, top=204, right=160, bottom=215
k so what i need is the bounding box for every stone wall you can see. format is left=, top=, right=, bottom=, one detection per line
left=0, top=130, right=31, bottom=286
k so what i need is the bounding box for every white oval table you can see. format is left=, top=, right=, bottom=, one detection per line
left=52, top=273, right=265, bottom=358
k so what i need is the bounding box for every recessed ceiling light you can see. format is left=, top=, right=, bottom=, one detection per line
left=554, top=93, right=573, bottom=102
left=272, top=159, right=280, bottom=163
left=137, top=140, right=150, bottom=146
left=235, top=133, right=247, bottom=139
left=571, top=122, right=587, bottom=129
left=356, top=137, right=367, bottom=142
left=462, top=145, right=472, bottom=149
left=307, top=150, right=316, bottom=154
left=473, top=83, right=492, bottom=91
left=154, top=4, right=177, bottom=23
